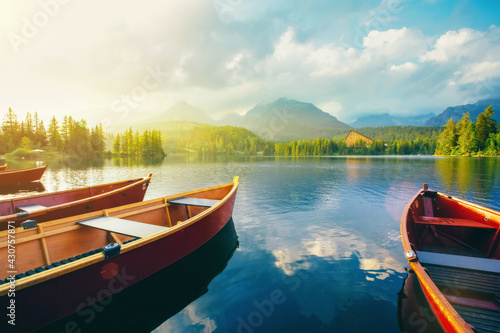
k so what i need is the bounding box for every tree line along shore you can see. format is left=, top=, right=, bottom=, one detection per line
left=0, top=106, right=498, bottom=158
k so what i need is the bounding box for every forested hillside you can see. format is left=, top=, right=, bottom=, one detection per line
left=435, top=107, right=499, bottom=156
left=274, top=136, right=436, bottom=156
left=0, top=108, right=105, bottom=157
left=354, top=126, right=443, bottom=141
left=112, top=122, right=273, bottom=156
left=2, top=106, right=498, bottom=158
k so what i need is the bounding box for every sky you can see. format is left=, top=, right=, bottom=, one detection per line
left=1, top=0, right=500, bottom=126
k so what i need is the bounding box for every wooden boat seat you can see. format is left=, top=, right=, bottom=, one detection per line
left=77, top=216, right=168, bottom=238
left=415, top=216, right=497, bottom=229
left=417, top=251, right=500, bottom=274
left=15, top=204, right=47, bottom=214
left=167, top=197, right=219, bottom=207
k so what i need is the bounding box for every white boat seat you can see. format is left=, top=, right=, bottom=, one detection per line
left=167, top=197, right=219, bottom=207
left=417, top=251, right=500, bottom=274
left=77, top=216, right=168, bottom=238
left=16, top=204, right=47, bottom=213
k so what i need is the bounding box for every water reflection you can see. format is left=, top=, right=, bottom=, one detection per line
left=0, top=182, right=45, bottom=195
left=435, top=157, right=499, bottom=208
left=111, top=155, right=165, bottom=167
left=397, top=272, right=444, bottom=333
left=38, top=219, right=239, bottom=333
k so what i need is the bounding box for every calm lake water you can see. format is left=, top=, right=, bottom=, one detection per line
left=2, top=155, right=499, bottom=333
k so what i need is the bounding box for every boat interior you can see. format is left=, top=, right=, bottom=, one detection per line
left=0, top=183, right=233, bottom=285
left=0, top=177, right=148, bottom=217
left=406, top=190, right=500, bottom=332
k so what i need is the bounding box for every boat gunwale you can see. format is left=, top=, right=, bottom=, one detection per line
left=0, top=174, right=153, bottom=223
left=0, top=164, right=47, bottom=175
left=0, top=177, right=239, bottom=296
left=0, top=174, right=151, bottom=204
left=400, top=186, right=486, bottom=333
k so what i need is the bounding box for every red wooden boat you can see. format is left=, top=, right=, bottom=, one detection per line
left=0, top=164, right=7, bottom=171
left=0, top=164, right=47, bottom=185
left=0, top=174, right=153, bottom=230
left=401, top=184, right=500, bottom=333
left=42, top=218, right=239, bottom=332
left=0, top=177, right=239, bottom=332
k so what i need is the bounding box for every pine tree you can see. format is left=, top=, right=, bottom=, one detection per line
left=21, top=136, right=31, bottom=150
left=2, top=108, right=20, bottom=151
left=23, top=112, right=34, bottom=140
left=47, top=116, right=63, bottom=150
left=476, top=106, right=496, bottom=150
left=133, top=130, right=141, bottom=155
left=113, top=134, right=121, bottom=154
left=90, top=125, right=105, bottom=154
left=456, top=112, right=471, bottom=138
left=435, top=118, right=456, bottom=155
left=61, top=116, right=69, bottom=144
left=33, top=112, right=46, bottom=147
left=68, top=119, right=91, bottom=155
left=457, top=122, right=477, bottom=156
left=485, top=132, right=500, bottom=156
left=121, top=130, right=130, bottom=155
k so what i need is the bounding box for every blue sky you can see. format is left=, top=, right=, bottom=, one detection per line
left=1, top=0, right=500, bottom=125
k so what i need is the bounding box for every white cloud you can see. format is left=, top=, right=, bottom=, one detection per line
left=225, top=52, right=244, bottom=70
left=362, top=27, right=429, bottom=61
left=420, top=28, right=485, bottom=62
left=459, top=61, right=500, bottom=84
left=308, top=45, right=359, bottom=76
left=390, top=62, right=418, bottom=72
left=263, top=26, right=427, bottom=78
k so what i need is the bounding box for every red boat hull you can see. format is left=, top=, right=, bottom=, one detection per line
left=0, top=184, right=237, bottom=332
left=0, top=175, right=152, bottom=229
left=401, top=185, right=500, bottom=333
left=0, top=164, right=6, bottom=171
left=0, top=165, right=46, bottom=186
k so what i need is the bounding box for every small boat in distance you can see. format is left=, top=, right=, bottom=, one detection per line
left=401, top=184, right=500, bottom=333
left=0, top=164, right=7, bottom=171
left=0, top=177, right=239, bottom=332
left=0, top=164, right=47, bottom=185
left=0, top=174, right=152, bottom=230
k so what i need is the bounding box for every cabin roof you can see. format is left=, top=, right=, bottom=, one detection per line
left=345, top=130, right=373, bottom=147
left=345, top=130, right=372, bottom=141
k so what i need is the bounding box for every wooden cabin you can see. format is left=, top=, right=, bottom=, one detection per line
left=345, top=130, right=373, bottom=147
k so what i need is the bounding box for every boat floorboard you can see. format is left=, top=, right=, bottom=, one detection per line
left=453, top=304, right=500, bottom=333
left=424, top=263, right=500, bottom=332
left=425, top=264, right=500, bottom=294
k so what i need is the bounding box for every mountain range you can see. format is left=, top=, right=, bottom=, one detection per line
left=351, top=113, right=436, bottom=128
left=424, top=98, right=500, bottom=126
left=155, top=101, right=215, bottom=124
left=129, top=97, right=500, bottom=140
left=234, top=98, right=351, bottom=140
left=145, top=98, right=352, bottom=140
